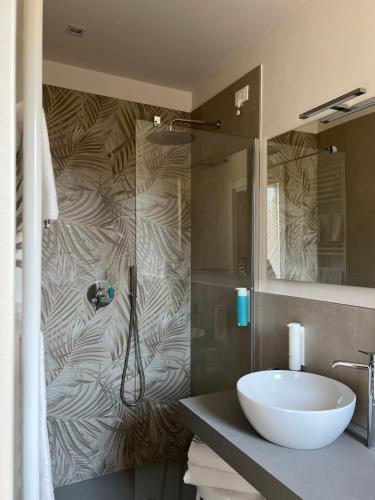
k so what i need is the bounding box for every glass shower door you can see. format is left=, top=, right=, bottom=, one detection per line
left=133, top=119, right=254, bottom=494
left=136, top=119, right=254, bottom=402
left=190, top=130, right=253, bottom=395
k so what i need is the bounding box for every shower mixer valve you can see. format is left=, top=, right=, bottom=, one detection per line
left=87, top=281, right=114, bottom=310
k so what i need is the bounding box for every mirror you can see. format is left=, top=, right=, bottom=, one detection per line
left=267, top=105, right=375, bottom=288
left=192, top=135, right=251, bottom=280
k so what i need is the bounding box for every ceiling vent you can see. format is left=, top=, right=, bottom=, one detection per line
left=66, top=24, right=86, bottom=37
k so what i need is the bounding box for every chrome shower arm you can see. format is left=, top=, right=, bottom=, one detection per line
left=169, top=118, right=221, bottom=130
left=108, top=118, right=221, bottom=156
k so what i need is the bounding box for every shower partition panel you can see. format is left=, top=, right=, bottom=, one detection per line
left=190, top=131, right=254, bottom=395
left=135, top=119, right=254, bottom=401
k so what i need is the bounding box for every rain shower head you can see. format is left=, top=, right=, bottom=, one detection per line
left=146, top=118, right=221, bottom=146
left=107, top=117, right=222, bottom=154
left=147, top=129, right=196, bottom=146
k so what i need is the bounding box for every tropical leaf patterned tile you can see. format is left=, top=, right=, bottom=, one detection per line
left=42, top=85, right=191, bottom=487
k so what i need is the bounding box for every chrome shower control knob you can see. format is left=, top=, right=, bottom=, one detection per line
left=87, top=281, right=114, bottom=310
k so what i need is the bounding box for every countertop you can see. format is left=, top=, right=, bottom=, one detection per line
left=179, top=390, right=375, bottom=500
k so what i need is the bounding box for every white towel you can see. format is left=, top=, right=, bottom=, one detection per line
left=16, top=102, right=59, bottom=227
left=184, top=437, right=262, bottom=496
left=184, top=464, right=261, bottom=495
left=188, top=436, right=234, bottom=473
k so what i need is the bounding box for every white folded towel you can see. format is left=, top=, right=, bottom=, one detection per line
left=184, top=464, right=261, bottom=495
left=184, top=437, right=262, bottom=496
left=188, top=436, right=234, bottom=473
left=197, top=486, right=263, bottom=500
left=16, top=102, right=59, bottom=230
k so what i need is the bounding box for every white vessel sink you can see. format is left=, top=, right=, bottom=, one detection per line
left=237, top=370, right=356, bottom=450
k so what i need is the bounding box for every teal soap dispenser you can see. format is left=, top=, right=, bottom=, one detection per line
left=236, top=287, right=249, bottom=327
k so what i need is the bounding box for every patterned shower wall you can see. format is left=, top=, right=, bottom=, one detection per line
left=41, top=85, right=191, bottom=487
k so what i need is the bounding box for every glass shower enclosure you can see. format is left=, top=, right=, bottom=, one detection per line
left=135, top=119, right=254, bottom=406
left=44, top=106, right=255, bottom=499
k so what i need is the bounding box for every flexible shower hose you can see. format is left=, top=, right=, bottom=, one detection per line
left=120, top=265, right=145, bottom=406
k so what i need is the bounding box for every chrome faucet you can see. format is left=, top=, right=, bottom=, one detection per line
left=330, top=351, right=375, bottom=449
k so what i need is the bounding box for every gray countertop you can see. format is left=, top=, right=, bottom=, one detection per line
left=179, top=390, right=375, bottom=500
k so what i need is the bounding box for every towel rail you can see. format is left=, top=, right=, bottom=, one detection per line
left=22, top=0, right=43, bottom=498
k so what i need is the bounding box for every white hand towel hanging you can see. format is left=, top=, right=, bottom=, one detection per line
left=16, top=102, right=59, bottom=229
left=15, top=102, right=56, bottom=499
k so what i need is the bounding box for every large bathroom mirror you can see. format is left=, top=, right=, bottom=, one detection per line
left=267, top=105, right=375, bottom=288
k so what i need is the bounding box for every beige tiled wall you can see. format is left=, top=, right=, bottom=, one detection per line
left=256, top=292, right=375, bottom=427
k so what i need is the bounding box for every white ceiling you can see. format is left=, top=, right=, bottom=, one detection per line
left=43, top=0, right=309, bottom=91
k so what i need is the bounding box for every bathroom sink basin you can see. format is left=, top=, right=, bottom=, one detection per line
left=237, top=370, right=356, bottom=450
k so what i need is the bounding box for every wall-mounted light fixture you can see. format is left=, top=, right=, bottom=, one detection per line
left=299, top=87, right=366, bottom=120
left=320, top=96, right=375, bottom=124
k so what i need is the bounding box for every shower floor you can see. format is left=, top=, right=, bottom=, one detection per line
left=54, top=454, right=196, bottom=500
